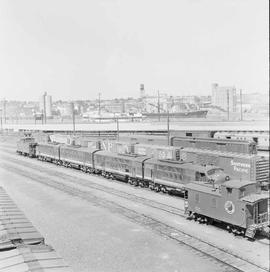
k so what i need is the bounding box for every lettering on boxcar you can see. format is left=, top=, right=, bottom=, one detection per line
left=230, top=160, right=250, bottom=173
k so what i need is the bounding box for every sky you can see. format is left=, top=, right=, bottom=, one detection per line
left=0, top=0, right=268, bottom=101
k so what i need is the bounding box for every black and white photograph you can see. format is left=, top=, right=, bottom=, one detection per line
left=0, top=0, right=269, bottom=271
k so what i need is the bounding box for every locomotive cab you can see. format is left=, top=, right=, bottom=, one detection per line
left=197, top=166, right=228, bottom=184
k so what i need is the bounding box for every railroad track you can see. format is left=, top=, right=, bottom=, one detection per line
left=0, top=159, right=268, bottom=272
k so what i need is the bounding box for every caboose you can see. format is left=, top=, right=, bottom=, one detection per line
left=185, top=180, right=269, bottom=239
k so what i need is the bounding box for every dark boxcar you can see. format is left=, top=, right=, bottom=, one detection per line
left=16, top=137, right=37, bottom=157
left=144, top=159, right=228, bottom=192
left=185, top=180, right=269, bottom=238
left=36, top=143, right=61, bottom=163
left=180, top=147, right=269, bottom=189
left=171, top=136, right=257, bottom=155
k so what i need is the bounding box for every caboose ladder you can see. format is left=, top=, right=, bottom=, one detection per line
left=245, top=224, right=256, bottom=239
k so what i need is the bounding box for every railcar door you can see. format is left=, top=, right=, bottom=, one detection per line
left=246, top=204, right=255, bottom=226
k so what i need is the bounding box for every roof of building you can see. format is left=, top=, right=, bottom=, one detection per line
left=221, top=180, right=255, bottom=189
left=241, top=193, right=269, bottom=203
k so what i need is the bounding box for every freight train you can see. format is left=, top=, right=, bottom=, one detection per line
left=16, top=136, right=269, bottom=239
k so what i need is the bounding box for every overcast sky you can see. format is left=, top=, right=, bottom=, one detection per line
left=0, top=0, right=268, bottom=101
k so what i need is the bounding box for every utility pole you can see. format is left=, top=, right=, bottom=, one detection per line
left=34, top=111, right=36, bottom=125
left=116, top=117, right=119, bottom=141
left=157, top=91, right=160, bottom=122
left=43, top=92, right=47, bottom=124
left=227, top=89, right=230, bottom=121
left=41, top=109, right=44, bottom=125
left=0, top=109, right=2, bottom=131
left=3, top=99, right=6, bottom=124
left=71, top=102, right=75, bottom=134
left=167, top=109, right=170, bottom=145
left=98, top=92, right=101, bottom=121
left=240, top=89, right=243, bottom=121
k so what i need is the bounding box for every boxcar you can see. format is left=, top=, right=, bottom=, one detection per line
left=171, top=136, right=257, bottom=155
left=185, top=180, right=269, bottom=238
left=144, top=159, right=228, bottom=193
left=101, top=140, right=135, bottom=154
left=134, top=143, right=181, bottom=161
left=180, top=147, right=269, bottom=189
left=119, top=135, right=168, bottom=146
left=214, top=131, right=269, bottom=151
left=36, top=143, right=61, bottom=163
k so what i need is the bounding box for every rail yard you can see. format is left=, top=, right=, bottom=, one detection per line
left=0, top=127, right=269, bottom=272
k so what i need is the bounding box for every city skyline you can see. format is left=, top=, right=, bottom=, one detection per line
left=0, top=0, right=268, bottom=101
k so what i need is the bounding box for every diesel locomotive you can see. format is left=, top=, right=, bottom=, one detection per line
left=33, top=141, right=228, bottom=193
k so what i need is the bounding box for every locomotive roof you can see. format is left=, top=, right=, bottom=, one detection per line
left=38, top=142, right=61, bottom=146
left=221, top=180, right=256, bottom=189
left=184, top=182, right=221, bottom=196
left=145, top=158, right=221, bottom=172
left=60, top=145, right=99, bottom=153
left=241, top=193, right=269, bottom=203
left=95, top=150, right=150, bottom=162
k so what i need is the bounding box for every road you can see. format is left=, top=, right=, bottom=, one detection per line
left=0, top=137, right=269, bottom=272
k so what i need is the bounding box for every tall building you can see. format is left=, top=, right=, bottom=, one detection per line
left=45, top=95, right=52, bottom=117
left=140, top=84, right=146, bottom=98
left=39, top=92, right=52, bottom=118
left=212, top=83, right=237, bottom=112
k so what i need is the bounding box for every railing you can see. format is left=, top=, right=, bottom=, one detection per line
left=256, top=212, right=269, bottom=224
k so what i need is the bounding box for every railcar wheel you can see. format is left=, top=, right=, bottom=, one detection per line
left=139, top=181, right=144, bottom=188
left=154, top=185, right=161, bottom=192
left=161, top=186, right=167, bottom=193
